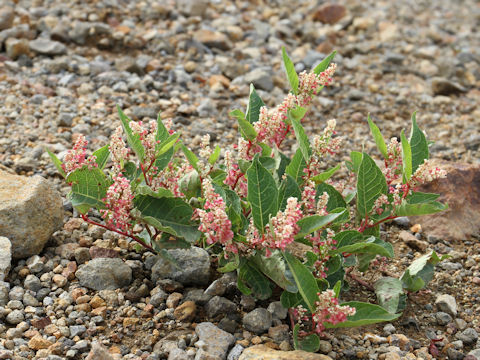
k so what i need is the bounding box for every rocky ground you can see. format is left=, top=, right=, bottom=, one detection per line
left=0, top=0, right=479, bottom=359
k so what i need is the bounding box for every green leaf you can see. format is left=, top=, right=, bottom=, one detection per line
left=293, top=324, right=320, bottom=352
left=409, top=112, right=429, bottom=173
left=274, top=150, right=291, bottom=179
left=117, top=105, right=145, bottom=162
left=155, top=112, right=170, bottom=143
left=289, top=107, right=310, bottom=162
left=156, top=133, right=180, bottom=157
left=277, top=174, right=302, bottom=211
left=401, top=130, right=412, bottom=182
left=395, top=200, right=448, bottom=216
left=46, top=148, right=66, bottom=178
left=285, top=148, right=307, bottom=184
left=357, top=253, right=376, bottom=272
left=237, top=262, right=272, bottom=300
left=400, top=250, right=449, bottom=292
left=311, top=164, right=341, bottom=184
left=281, top=290, right=305, bottom=309
left=407, top=192, right=440, bottom=204
left=154, top=147, right=174, bottom=173
left=208, top=145, right=221, bottom=165
left=246, top=156, right=279, bottom=233
left=282, top=47, right=299, bottom=94
left=67, top=168, right=110, bottom=214
left=245, top=85, right=266, bottom=124
left=313, top=50, right=337, bottom=75
left=349, top=151, right=363, bottom=173
left=284, top=251, right=319, bottom=313
left=367, top=115, right=388, bottom=159
left=92, top=145, right=110, bottom=169
left=295, top=211, right=347, bottom=239
left=325, top=301, right=401, bottom=328
left=374, top=277, right=404, bottom=314
left=230, top=109, right=258, bottom=140
left=251, top=250, right=298, bottom=292
left=333, top=280, right=342, bottom=298
left=134, top=195, right=201, bottom=243
left=123, top=161, right=143, bottom=182
left=181, top=143, right=199, bottom=171
left=334, top=230, right=364, bottom=248
left=316, top=183, right=347, bottom=211
left=136, top=184, right=174, bottom=198
left=334, top=237, right=394, bottom=258
left=218, top=254, right=240, bottom=273
left=325, top=254, right=342, bottom=275
left=357, top=153, right=387, bottom=217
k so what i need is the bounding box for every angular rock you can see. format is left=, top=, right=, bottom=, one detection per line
left=0, top=237, right=11, bottom=281
left=238, top=345, right=333, bottom=360
left=411, top=161, right=480, bottom=241
left=435, top=294, right=457, bottom=317
left=151, top=247, right=210, bottom=286
left=195, top=322, right=235, bottom=360
left=205, top=296, right=237, bottom=320
left=28, top=335, right=53, bottom=350
left=194, top=29, right=232, bottom=51
left=398, top=231, right=428, bottom=252
left=313, top=4, right=347, bottom=24
left=228, top=344, right=244, bottom=360
left=0, top=171, right=63, bottom=259
left=174, top=300, right=196, bottom=322
left=5, top=38, right=30, bottom=59
left=456, top=328, right=478, bottom=345
left=29, top=38, right=67, bottom=56
left=76, top=258, right=132, bottom=290
left=243, top=308, right=272, bottom=334
left=431, top=77, right=467, bottom=96
left=85, top=342, right=114, bottom=360
left=243, top=68, right=274, bottom=91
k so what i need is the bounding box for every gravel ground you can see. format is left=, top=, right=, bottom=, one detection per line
left=0, top=0, right=479, bottom=359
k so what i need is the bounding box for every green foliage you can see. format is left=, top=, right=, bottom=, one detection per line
left=356, top=153, right=387, bottom=217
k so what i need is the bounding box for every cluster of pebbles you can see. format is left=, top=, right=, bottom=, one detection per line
left=0, top=0, right=479, bottom=359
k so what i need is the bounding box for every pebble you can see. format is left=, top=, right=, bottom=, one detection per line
left=243, top=308, right=272, bottom=335
left=435, top=294, right=458, bottom=317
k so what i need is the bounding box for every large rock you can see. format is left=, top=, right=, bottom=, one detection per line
left=29, top=38, right=67, bottom=56
left=239, top=345, right=333, bottom=360
left=151, top=247, right=210, bottom=286
left=76, top=258, right=132, bottom=290
left=0, top=237, right=11, bottom=281
left=0, top=171, right=63, bottom=259
left=195, top=322, right=235, bottom=360
left=411, top=161, right=480, bottom=241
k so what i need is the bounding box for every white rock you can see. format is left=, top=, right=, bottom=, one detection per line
left=0, top=237, right=11, bottom=281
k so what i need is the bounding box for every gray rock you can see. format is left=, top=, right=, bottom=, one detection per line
left=393, top=217, right=410, bottom=228
left=58, top=113, right=74, bottom=127
left=243, top=68, right=274, bottom=91
left=319, top=340, right=333, bottom=354
left=76, top=258, right=132, bottom=290
left=435, top=294, right=457, bottom=317
left=168, top=348, right=189, bottom=360
left=0, top=237, right=11, bottom=281
left=456, top=328, right=478, bottom=345
left=204, top=273, right=236, bottom=297
left=436, top=312, right=453, bottom=325
left=227, top=344, right=244, bottom=360
left=149, top=288, right=168, bottom=307
left=29, top=39, right=67, bottom=56
left=6, top=309, right=24, bottom=325
left=69, top=325, right=87, bottom=338
left=205, top=296, right=237, bottom=320
left=26, top=255, right=44, bottom=273
left=195, top=322, right=235, bottom=360
left=24, top=275, right=42, bottom=292
left=22, top=292, right=39, bottom=307
left=184, top=288, right=212, bottom=305
left=72, top=340, right=90, bottom=352
left=74, top=247, right=91, bottom=264
left=468, top=349, right=480, bottom=359
left=8, top=286, right=23, bottom=300
left=431, top=77, right=467, bottom=96
left=243, top=308, right=272, bottom=334
left=0, top=171, right=63, bottom=259
left=177, top=0, right=208, bottom=17
left=0, top=7, right=14, bottom=31
left=267, top=301, right=288, bottom=320
left=0, top=281, right=9, bottom=306
left=151, top=247, right=210, bottom=286
left=447, top=347, right=465, bottom=360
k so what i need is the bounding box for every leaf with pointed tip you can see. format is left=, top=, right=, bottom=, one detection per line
left=395, top=200, right=448, bottom=216
left=277, top=174, right=302, bottom=211
left=325, top=301, right=401, bottom=328
left=156, top=133, right=180, bottom=157
left=46, top=148, right=66, bottom=178
left=409, top=112, right=429, bottom=173
left=117, top=105, right=145, bottom=162
left=92, top=145, right=110, bottom=170
left=282, top=47, right=299, bottom=93
left=313, top=50, right=337, bottom=75
left=356, top=153, right=387, bottom=218
left=208, top=145, right=221, bottom=165
left=245, top=85, right=265, bottom=124
left=252, top=250, right=297, bottom=292
left=374, top=277, right=404, bottom=314
left=230, top=109, right=258, bottom=140
left=311, top=164, right=341, bottom=183
left=286, top=149, right=307, bottom=184
left=401, top=130, right=412, bottom=182
left=295, top=211, right=347, bottom=239
left=67, top=168, right=110, bottom=214
left=289, top=107, right=310, bottom=162
left=368, top=115, right=388, bottom=158
left=180, top=143, right=199, bottom=171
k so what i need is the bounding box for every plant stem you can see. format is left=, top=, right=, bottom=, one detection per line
left=345, top=267, right=374, bottom=291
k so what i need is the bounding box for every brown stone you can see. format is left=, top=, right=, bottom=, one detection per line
left=5, top=38, right=30, bottom=60
left=166, top=292, right=183, bottom=308
left=398, top=231, right=428, bottom=252
left=75, top=303, right=91, bottom=312
left=238, top=344, right=333, bottom=360
left=387, top=333, right=411, bottom=351
left=208, top=74, right=230, bottom=89
left=122, top=317, right=139, bottom=327
left=411, top=161, right=480, bottom=241
left=55, top=243, right=79, bottom=259
left=71, top=288, right=87, bottom=301
left=193, top=29, right=231, bottom=50
left=31, top=317, right=52, bottom=329
left=64, top=218, right=84, bottom=232
left=89, top=246, right=119, bottom=259
left=174, top=301, right=196, bottom=322
left=85, top=342, right=114, bottom=360
left=90, top=295, right=107, bottom=308
left=312, top=4, right=346, bottom=24
left=62, top=261, right=77, bottom=280
left=28, top=335, right=53, bottom=350
left=91, top=306, right=107, bottom=317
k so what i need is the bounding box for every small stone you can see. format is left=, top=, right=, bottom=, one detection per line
left=173, top=301, right=196, bottom=322
left=70, top=325, right=87, bottom=337
left=243, top=308, right=272, bottom=334
left=318, top=340, right=332, bottom=354
left=166, top=292, right=183, bottom=308
left=76, top=258, right=132, bottom=290
left=435, top=294, right=457, bottom=317
left=28, top=335, right=53, bottom=350
left=184, top=61, right=196, bottom=73
left=227, top=344, right=244, bottom=360
left=74, top=247, right=91, bottom=264
left=29, top=38, right=67, bottom=56
left=205, top=296, right=237, bottom=320
left=24, top=275, right=42, bottom=292
left=52, top=274, right=67, bottom=287
left=6, top=309, right=24, bottom=324
left=436, top=312, right=453, bottom=325
left=431, top=77, right=467, bottom=96
left=195, top=322, right=235, bottom=360
left=193, top=29, right=231, bottom=51
left=5, top=38, right=30, bottom=59
left=243, top=68, right=274, bottom=91
left=455, top=328, right=478, bottom=345
left=387, top=334, right=411, bottom=351
left=313, top=4, right=346, bottom=24
left=268, top=325, right=290, bottom=343
left=0, top=7, right=14, bottom=30
left=267, top=301, right=288, bottom=320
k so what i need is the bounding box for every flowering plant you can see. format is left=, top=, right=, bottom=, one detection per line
left=48, top=48, right=448, bottom=352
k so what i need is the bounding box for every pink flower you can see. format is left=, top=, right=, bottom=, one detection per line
left=62, top=134, right=97, bottom=174
left=109, top=126, right=129, bottom=170
left=130, top=120, right=158, bottom=165
left=410, top=159, right=447, bottom=187
left=100, top=173, right=134, bottom=233
left=311, top=289, right=356, bottom=334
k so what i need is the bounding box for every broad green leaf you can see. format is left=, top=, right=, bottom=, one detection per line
left=92, top=145, right=110, bottom=170
left=316, top=183, right=347, bottom=211
left=400, top=251, right=449, bottom=292
left=217, top=253, right=240, bottom=273
left=333, top=280, right=342, bottom=298
left=348, top=151, right=363, bottom=173
left=285, top=148, right=307, bottom=184
left=407, top=192, right=440, bottom=204
left=295, top=211, right=346, bottom=239
left=395, top=201, right=448, bottom=216
left=367, top=115, right=388, bottom=158
left=154, top=147, right=174, bottom=173
left=238, top=159, right=252, bottom=174
left=260, top=143, right=272, bottom=156
left=311, top=164, right=341, bottom=183
left=409, top=112, right=429, bottom=173
left=282, top=47, right=299, bottom=94
left=284, top=251, right=319, bottom=313
left=293, top=324, right=320, bottom=352
left=156, top=133, right=180, bottom=157
left=289, top=107, right=310, bottom=162
left=357, top=253, right=376, bottom=272
left=281, top=290, right=305, bottom=309
left=155, top=112, right=170, bottom=143
left=208, top=145, right=221, bottom=165
left=334, top=230, right=364, bottom=248
left=46, top=148, right=66, bottom=178
left=237, top=262, right=272, bottom=300
left=274, top=150, right=291, bottom=179
left=246, top=156, right=278, bottom=233
left=117, top=105, right=145, bottom=162
left=325, top=301, right=401, bottom=328
left=67, top=168, right=110, bottom=214
left=134, top=195, right=201, bottom=243
left=400, top=130, right=412, bottom=182
left=245, top=85, right=265, bottom=124
left=277, top=174, right=302, bottom=211
left=136, top=184, right=174, bottom=198
left=181, top=143, right=199, bottom=171
left=258, top=156, right=276, bottom=171
left=179, top=170, right=201, bottom=199
left=123, top=161, right=142, bottom=182
left=325, top=254, right=342, bottom=275
left=374, top=277, right=404, bottom=314
left=313, top=50, right=337, bottom=75
left=334, top=238, right=394, bottom=258
left=231, top=109, right=258, bottom=140
left=357, top=153, right=387, bottom=217
left=252, top=250, right=298, bottom=292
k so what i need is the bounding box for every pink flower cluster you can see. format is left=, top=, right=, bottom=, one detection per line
left=248, top=197, right=302, bottom=256
left=372, top=194, right=389, bottom=215
left=130, top=120, right=158, bottom=164
left=62, top=134, right=97, bottom=174
left=384, top=137, right=403, bottom=184
left=297, top=63, right=337, bottom=106
left=311, top=289, right=356, bottom=334
left=410, top=159, right=447, bottom=187
left=100, top=173, right=134, bottom=233
left=151, top=162, right=192, bottom=197
left=224, top=150, right=248, bottom=198
left=109, top=126, right=129, bottom=171
left=301, top=180, right=329, bottom=216
left=308, top=228, right=336, bottom=278
left=312, top=119, right=341, bottom=157
left=196, top=179, right=236, bottom=254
